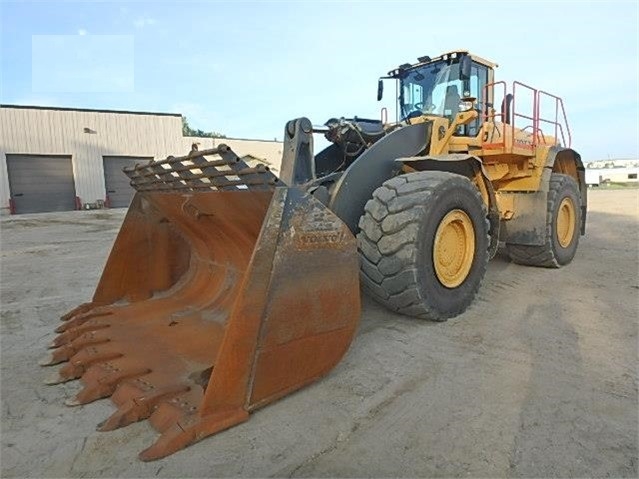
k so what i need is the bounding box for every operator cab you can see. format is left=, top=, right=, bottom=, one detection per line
left=379, top=51, right=496, bottom=137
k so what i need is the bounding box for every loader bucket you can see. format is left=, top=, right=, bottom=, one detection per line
left=41, top=146, right=360, bottom=460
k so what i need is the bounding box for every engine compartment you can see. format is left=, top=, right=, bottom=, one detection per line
left=308, top=117, right=387, bottom=181
left=324, top=117, right=386, bottom=159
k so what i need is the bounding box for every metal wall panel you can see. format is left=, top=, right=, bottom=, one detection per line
left=0, top=106, right=183, bottom=212
left=0, top=106, right=283, bottom=214
left=6, top=154, right=76, bottom=213
left=103, top=156, right=152, bottom=208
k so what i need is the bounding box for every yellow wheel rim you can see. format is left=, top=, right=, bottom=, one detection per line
left=556, top=197, right=576, bottom=248
left=433, top=209, right=476, bottom=288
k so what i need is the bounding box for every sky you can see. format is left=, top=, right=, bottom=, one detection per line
left=0, top=0, right=638, bottom=161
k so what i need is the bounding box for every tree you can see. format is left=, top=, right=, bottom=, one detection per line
left=181, top=116, right=226, bottom=138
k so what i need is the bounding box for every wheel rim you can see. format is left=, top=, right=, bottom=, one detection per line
left=556, top=197, right=576, bottom=248
left=433, top=209, right=476, bottom=288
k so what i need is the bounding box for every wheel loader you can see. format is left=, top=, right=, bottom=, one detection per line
left=42, top=50, right=586, bottom=460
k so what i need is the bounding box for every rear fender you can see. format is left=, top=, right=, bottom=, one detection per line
left=497, top=147, right=586, bottom=246
left=545, top=147, right=587, bottom=235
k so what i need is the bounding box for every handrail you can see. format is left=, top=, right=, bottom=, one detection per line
left=481, top=81, right=571, bottom=151
left=537, top=90, right=571, bottom=147
left=482, top=81, right=507, bottom=149
left=512, top=81, right=538, bottom=150
left=380, top=107, right=388, bottom=124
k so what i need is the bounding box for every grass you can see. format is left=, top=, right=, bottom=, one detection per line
left=592, top=182, right=639, bottom=190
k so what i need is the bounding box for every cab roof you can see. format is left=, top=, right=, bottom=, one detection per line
left=435, top=50, right=498, bottom=69
left=388, top=50, right=498, bottom=77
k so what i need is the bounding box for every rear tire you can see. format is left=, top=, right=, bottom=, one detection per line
left=357, top=171, right=489, bottom=321
left=506, top=173, right=581, bottom=268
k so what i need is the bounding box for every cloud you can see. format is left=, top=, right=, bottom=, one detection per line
left=133, top=16, right=156, bottom=29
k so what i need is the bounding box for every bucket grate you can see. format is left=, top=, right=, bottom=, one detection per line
left=125, top=144, right=279, bottom=192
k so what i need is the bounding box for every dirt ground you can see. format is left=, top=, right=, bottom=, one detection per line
left=1, top=189, right=637, bottom=478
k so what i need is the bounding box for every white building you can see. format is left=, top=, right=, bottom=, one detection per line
left=584, top=158, right=638, bottom=187
left=599, top=167, right=639, bottom=184
left=0, top=104, right=283, bottom=214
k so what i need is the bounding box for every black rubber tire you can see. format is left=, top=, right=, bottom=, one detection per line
left=506, top=173, right=581, bottom=268
left=357, top=171, right=489, bottom=321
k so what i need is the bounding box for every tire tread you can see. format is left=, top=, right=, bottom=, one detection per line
left=506, top=174, right=581, bottom=268
left=357, top=171, right=489, bottom=321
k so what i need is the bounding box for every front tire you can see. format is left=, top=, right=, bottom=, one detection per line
left=357, top=171, right=489, bottom=321
left=506, top=173, right=581, bottom=268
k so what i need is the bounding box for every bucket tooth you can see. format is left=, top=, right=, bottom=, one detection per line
left=56, top=308, right=113, bottom=333
left=140, top=407, right=249, bottom=461
left=66, top=329, right=111, bottom=350
left=148, top=389, right=203, bottom=433
left=42, top=333, right=111, bottom=366
left=97, top=401, right=148, bottom=431
left=61, top=302, right=101, bottom=321
left=110, top=380, right=154, bottom=405
left=40, top=344, right=77, bottom=366
left=39, top=352, right=62, bottom=367
left=68, top=363, right=153, bottom=405
left=44, top=371, right=69, bottom=385
left=50, top=323, right=110, bottom=348
left=98, top=385, right=190, bottom=431
left=139, top=417, right=199, bottom=462
left=57, top=348, right=124, bottom=384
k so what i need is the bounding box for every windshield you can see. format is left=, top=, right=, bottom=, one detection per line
left=399, top=61, right=462, bottom=120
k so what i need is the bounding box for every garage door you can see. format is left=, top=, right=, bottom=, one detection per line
left=6, top=154, right=77, bottom=214
left=103, top=156, right=152, bottom=208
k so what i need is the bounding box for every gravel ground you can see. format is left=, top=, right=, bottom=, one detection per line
left=1, top=189, right=637, bottom=478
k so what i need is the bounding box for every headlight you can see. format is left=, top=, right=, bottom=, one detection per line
left=458, top=101, right=474, bottom=112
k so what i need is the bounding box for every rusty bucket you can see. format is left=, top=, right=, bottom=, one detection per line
left=41, top=146, right=360, bottom=460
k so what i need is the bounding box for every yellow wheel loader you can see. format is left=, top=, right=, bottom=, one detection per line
left=42, top=50, right=586, bottom=460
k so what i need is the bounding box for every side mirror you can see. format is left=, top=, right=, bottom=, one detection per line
left=377, top=79, right=384, bottom=101
left=460, top=55, right=472, bottom=80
